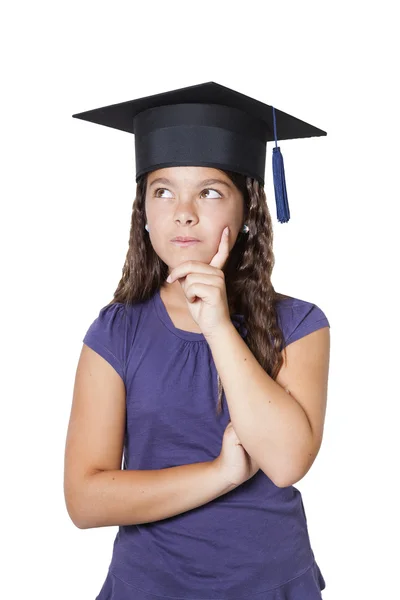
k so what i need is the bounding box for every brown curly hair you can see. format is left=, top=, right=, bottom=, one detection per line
left=107, top=169, right=289, bottom=416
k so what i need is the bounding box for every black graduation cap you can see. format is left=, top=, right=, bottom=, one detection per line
left=72, top=81, right=326, bottom=223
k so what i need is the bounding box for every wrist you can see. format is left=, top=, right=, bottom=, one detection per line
left=209, top=457, right=237, bottom=494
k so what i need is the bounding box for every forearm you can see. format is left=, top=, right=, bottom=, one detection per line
left=74, top=461, right=235, bottom=529
left=206, top=323, right=313, bottom=487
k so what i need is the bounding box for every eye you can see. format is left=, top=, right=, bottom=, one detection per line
left=153, top=188, right=222, bottom=199
left=200, top=188, right=222, bottom=199
left=153, top=188, right=173, bottom=198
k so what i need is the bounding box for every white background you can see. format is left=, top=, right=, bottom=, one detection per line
left=1, top=1, right=399, bottom=599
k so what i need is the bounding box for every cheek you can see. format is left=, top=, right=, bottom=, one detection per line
left=146, top=213, right=164, bottom=234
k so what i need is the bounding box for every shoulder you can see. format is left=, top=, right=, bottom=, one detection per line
left=82, top=301, right=142, bottom=381
left=88, top=301, right=132, bottom=332
left=274, top=293, right=330, bottom=349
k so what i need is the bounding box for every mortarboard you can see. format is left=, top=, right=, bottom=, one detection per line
left=72, top=81, right=326, bottom=223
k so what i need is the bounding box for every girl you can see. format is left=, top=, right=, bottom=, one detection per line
left=64, top=82, right=330, bottom=599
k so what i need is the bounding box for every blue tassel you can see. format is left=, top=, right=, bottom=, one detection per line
left=272, top=106, right=290, bottom=223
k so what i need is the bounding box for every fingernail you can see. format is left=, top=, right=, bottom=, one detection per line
left=166, top=275, right=172, bottom=283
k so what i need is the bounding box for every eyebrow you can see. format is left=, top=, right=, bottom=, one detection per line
left=148, top=177, right=232, bottom=189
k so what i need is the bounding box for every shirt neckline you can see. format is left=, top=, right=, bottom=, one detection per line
left=153, top=288, right=207, bottom=341
left=152, top=287, right=292, bottom=342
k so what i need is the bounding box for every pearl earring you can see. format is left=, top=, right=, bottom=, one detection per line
left=145, top=223, right=149, bottom=232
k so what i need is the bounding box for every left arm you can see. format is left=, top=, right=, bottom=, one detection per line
left=206, top=323, right=330, bottom=488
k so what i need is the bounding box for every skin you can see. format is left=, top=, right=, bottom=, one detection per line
left=145, top=166, right=246, bottom=309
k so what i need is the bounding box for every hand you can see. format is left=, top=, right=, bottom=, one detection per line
left=166, top=226, right=232, bottom=338
left=213, top=421, right=260, bottom=488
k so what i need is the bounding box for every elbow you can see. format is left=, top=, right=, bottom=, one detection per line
left=259, top=463, right=293, bottom=488
left=65, top=498, right=90, bottom=529
left=273, top=456, right=316, bottom=488
left=267, top=439, right=321, bottom=488
left=65, top=485, right=93, bottom=530
left=261, top=456, right=312, bottom=489
left=69, top=493, right=99, bottom=529
left=69, top=504, right=97, bottom=530
left=65, top=469, right=106, bottom=529
left=69, top=514, right=87, bottom=530
left=257, top=455, right=295, bottom=488
left=250, top=434, right=320, bottom=488
left=270, top=468, right=303, bottom=489
left=273, top=472, right=303, bottom=488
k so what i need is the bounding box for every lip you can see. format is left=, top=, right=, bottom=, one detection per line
left=171, top=237, right=201, bottom=242
left=171, top=240, right=201, bottom=247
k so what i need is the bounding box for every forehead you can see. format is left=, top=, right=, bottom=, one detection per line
left=147, top=166, right=231, bottom=186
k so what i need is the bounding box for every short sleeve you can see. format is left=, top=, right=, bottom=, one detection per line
left=82, top=302, right=130, bottom=382
left=283, top=302, right=330, bottom=349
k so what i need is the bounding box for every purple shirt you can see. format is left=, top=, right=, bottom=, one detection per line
left=83, top=289, right=330, bottom=599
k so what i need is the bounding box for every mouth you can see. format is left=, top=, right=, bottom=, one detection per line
left=171, top=240, right=201, bottom=247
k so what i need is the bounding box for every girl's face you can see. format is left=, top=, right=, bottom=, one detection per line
left=145, top=166, right=245, bottom=277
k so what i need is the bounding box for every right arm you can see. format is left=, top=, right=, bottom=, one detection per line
left=78, top=460, right=232, bottom=529
left=64, top=344, right=234, bottom=530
